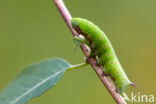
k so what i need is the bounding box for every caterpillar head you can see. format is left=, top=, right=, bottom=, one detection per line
left=71, top=19, right=81, bottom=34
left=71, top=19, right=78, bottom=28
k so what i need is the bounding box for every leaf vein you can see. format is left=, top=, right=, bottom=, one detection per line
left=10, top=69, right=64, bottom=104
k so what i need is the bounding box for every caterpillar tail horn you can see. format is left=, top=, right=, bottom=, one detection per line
left=130, top=82, right=136, bottom=88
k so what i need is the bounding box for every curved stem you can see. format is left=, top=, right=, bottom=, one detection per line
left=53, top=0, right=127, bottom=104
left=67, top=63, right=88, bottom=71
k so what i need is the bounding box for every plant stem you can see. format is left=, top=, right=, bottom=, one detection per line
left=67, top=63, right=88, bottom=71
left=53, top=0, right=127, bottom=104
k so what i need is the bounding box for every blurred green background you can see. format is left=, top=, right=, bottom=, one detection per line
left=0, top=0, right=156, bottom=104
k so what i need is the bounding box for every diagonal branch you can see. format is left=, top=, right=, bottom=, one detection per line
left=53, top=0, right=127, bottom=104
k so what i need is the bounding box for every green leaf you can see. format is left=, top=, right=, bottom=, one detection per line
left=0, top=58, right=71, bottom=104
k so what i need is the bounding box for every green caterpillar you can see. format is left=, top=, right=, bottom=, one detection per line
left=71, top=18, right=135, bottom=94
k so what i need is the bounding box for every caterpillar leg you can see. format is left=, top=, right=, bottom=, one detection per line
left=73, top=35, right=90, bottom=52
left=73, top=35, right=95, bottom=59
left=109, top=75, right=117, bottom=86
left=109, top=74, right=120, bottom=93
left=73, top=35, right=99, bottom=66
left=86, top=50, right=100, bottom=68
left=73, top=35, right=90, bottom=46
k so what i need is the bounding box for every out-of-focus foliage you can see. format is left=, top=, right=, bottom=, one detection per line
left=0, top=0, right=155, bottom=104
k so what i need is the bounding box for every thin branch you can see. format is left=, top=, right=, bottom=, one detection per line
left=53, top=0, right=127, bottom=104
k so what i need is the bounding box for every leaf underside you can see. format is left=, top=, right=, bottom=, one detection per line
left=0, top=58, right=71, bottom=104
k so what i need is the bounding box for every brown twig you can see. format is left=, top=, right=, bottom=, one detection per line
left=53, top=0, right=127, bottom=104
